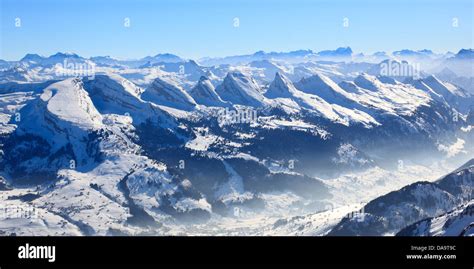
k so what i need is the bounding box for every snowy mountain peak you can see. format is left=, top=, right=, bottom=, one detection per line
left=89, top=56, right=122, bottom=67
left=422, top=74, right=470, bottom=98
left=404, top=77, right=445, bottom=101
left=215, top=72, right=267, bottom=107
left=141, top=76, right=197, bottom=111
left=11, top=78, right=103, bottom=142
left=353, top=73, right=382, bottom=91
left=153, top=53, right=183, bottom=62
left=294, top=73, right=352, bottom=104
left=39, top=78, right=103, bottom=129
left=140, top=53, right=184, bottom=65
left=49, top=52, right=81, bottom=59
left=393, top=49, right=434, bottom=57
left=455, top=49, right=474, bottom=59
left=82, top=74, right=174, bottom=125
left=20, top=53, right=45, bottom=63
left=89, top=73, right=143, bottom=98
left=317, top=47, right=353, bottom=57
left=273, top=72, right=291, bottom=86
left=265, top=72, right=298, bottom=98
left=189, top=75, right=227, bottom=107
left=297, top=73, right=340, bottom=92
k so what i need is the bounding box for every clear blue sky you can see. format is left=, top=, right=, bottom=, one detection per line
left=0, top=0, right=472, bottom=60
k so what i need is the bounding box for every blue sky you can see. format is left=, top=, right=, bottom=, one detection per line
left=0, top=0, right=472, bottom=60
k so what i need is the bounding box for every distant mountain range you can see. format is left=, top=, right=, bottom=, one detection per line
left=2, top=47, right=472, bottom=68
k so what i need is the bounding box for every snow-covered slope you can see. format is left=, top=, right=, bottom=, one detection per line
left=215, top=72, right=268, bottom=107
left=419, top=75, right=473, bottom=113
left=345, top=73, right=433, bottom=116
left=0, top=77, right=213, bottom=234
left=1, top=78, right=104, bottom=183
left=328, top=159, right=474, bottom=236
left=397, top=200, right=474, bottom=236
left=294, top=73, right=355, bottom=106
left=141, top=76, right=197, bottom=111
left=40, top=78, right=103, bottom=129
left=82, top=73, right=175, bottom=126
left=265, top=72, right=299, bottom=99
left=0, top=65, right=42, bottom=83
left=189, top=76, right=228, bottom=107
left=266, top=73, right=378, bottom=127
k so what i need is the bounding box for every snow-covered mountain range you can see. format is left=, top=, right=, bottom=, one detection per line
left=0, top=48, right=472, bottom=236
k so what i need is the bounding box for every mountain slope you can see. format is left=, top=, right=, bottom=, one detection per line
left=327, top=159, right=474, bottom=236
left=141, top=76, right=197, bottom=111
left=1, top=78, right=104, bottom=183
left=0, top=77, right=212, bottom=233
left=82, top=73, right=176, bottom=126
left=266, top=73, right=378, bottom=127
left=189, top=76, right=228, bottom=107
left=294, top=73, right=355, bottom=107
left=215, top=72, right=268, bottom=107
left=420, top=75, right=472, bottom=113
left=397, top=200, right=474, bottom=236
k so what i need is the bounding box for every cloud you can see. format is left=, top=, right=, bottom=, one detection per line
left=437, top=138, right=466, bottom=157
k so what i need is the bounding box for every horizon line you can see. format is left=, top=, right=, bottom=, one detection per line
left=2, top=47, right=472, bottom=62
